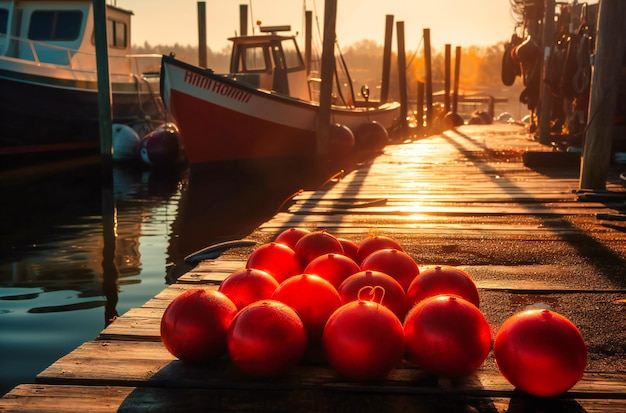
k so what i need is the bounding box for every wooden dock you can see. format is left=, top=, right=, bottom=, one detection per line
left=1, top=124, right=625, bottom=412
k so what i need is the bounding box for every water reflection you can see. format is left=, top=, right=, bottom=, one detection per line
left=0, top=156, right=343, bottom=396
left=166, top=161, right=328, bottom=279
left=0, top=164, right=180, bottom=314
left=0, top=161, right=181, bottom=396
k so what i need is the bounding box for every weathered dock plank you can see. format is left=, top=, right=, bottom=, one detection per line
left=2, top=124, right=625, bottom=411
left=3, top=384, right=625, bottom=413
left=32, top=339, right=626, bottom=399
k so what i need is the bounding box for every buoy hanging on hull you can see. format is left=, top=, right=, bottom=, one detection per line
left=112, top=123, right=141, bottom=162
left=140, top=123, right=184, bottom=167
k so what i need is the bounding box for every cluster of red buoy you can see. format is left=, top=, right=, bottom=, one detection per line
left=160, top=228, right=587, bottom=397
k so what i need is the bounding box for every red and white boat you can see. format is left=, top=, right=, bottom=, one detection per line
left=160, top=26, right=401, bottom=166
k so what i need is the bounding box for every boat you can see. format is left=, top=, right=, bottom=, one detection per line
left=0, top=0, right=167, bottom=158
left=160, top=24, right=401, bottom=166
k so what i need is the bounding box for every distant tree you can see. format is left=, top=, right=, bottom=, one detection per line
left=135, top=39, right=524, bottom=117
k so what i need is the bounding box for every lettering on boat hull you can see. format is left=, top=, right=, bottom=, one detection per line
left=183, top=71, right=252, bottom=104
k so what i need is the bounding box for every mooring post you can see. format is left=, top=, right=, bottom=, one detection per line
left=305, top=10, right=313, bottom=75
left=397, top=21, right=408, bottom=138
left=93, top=0, right=112, bottom=166
left=417, top=81, right=425, bottom=133
left=444, top=44, right=451, bottom=113
left=197, top=2, right=207, bottom=68
left=538, top=0, right=555, bottom=144
left=380, top=15, right=394, bottom=104
left=423, top=28, right=433, bottom=130
left=579, top=0, right=626, bottom=190
left=239, top=4, right=248, bottom=36
left=316, top=0, right=338, bottom=158
left=453, top=46, right=461, bottom=114
left=93, top=0, right=118, bottom=326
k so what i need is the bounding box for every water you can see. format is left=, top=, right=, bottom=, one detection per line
left=0, top=157, right=326, bottom=397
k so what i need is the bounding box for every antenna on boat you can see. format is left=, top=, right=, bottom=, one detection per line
left=249, top=0, right=255, bottom=34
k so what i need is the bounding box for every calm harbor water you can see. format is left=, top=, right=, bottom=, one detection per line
left=0, top=157, right=324, bottom=397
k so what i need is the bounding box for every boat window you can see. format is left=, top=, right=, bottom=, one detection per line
left=28, top=11, right=83, bottom=41
left=107, top=19, right=127, bottom=48
left=282, top=38, right=304, bottom=70
left=0, top=9, right=8, bottom=34
left=240, top=45, right=267, bottom=72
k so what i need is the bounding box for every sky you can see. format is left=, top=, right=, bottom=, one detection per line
left=114, top=0, right=521, bottom=52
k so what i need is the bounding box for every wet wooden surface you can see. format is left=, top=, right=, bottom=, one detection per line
left=1, top=124, right=625, bottom=412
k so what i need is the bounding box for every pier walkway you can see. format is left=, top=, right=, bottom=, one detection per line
left=1, top=124, right=625, bottom=412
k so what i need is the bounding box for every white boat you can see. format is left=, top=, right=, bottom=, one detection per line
left=0, top=0, right=166, bottom=157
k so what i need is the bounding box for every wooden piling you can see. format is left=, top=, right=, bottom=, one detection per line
left=444, top=44, right=451, bottom=113
left=93, top=0, right=117, bottom=329
left=197, top=2, right=207, bottom=68
left=453, top=46, right=461, bottom=114
left=417, top=80, right=425, bottom=131
left=579, top=0, right=626, bottom=190
left=538, top=0, right=556, bottom=144
left=239, top=4, right=248, bottom=36
left=396, top=21, right=408, bottom=137
left=316, top=0, right=338, bottom=157
left=380, top=15, right=394, bottom=104
left=305, top=10, right=312, bottom=75
left=92, top=0, right=112, bottom=163
left=423, top=28, right=433, bottom=129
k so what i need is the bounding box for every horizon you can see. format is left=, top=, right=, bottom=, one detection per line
left=116, top=0, right=523, bottom=52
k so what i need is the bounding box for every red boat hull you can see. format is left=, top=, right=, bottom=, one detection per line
left=161, top=55, right=401, bottom=165
left=169, top=90, right=316, bottom=163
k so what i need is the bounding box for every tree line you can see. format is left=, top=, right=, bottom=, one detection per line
left=134, top=39, right=525, bottom=116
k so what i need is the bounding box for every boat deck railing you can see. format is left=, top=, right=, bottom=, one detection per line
left=0, top=33, right=161, bottom=77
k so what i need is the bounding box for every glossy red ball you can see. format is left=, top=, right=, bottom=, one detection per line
left=337, top=237, right=359, bottom=262
left=338, top=270, right=408, bottom=321
left=274, top=227, right=311, bottom=250
left=160, top=288, right=237, bottom=363
left=304, top=253, right=360, bottom=289
left=356, top=235, right=403, bottom=264
left=494, top=309, right=587, bottom=396
left=404, top=295, right=491, bottom=377
left=324, top=300, right=404, bottom=381
left=360, top=248, right=420, bottom=292
left=218, top=268, right=280, bottom=310
left=271, top=274, right=341, bottom=342
left=406, top=265, right=480, bottom=308
left=293, top=230, right=344, bottom=267
left=246, top=242, right=302, bottom=283
left=227, top=300, right=307, bottom=378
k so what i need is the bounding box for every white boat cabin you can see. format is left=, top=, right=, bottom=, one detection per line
left=0, top=0, right=152, bottom=75
left=228, top=25, right=310, bottom=101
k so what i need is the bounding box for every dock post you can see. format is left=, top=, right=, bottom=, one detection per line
left=453, top=46, right=461, bottom=114
left=93, top=0, right=119, bottom=326
left=316, top=0, right=338, bottom=158
left=537, top=0, right=556, bottom=144
left=397, top=21, right=408, bottom=138
left=93, top=0, right=112, bottom=166
left=239, top=4, right=248, bottom=36
left=380, top=15, right=394, bottom=104
left=197, top=2, right=207, bottom=68
left=444, top=44, right=451, bottom=113
left=305, top=10, right=312, bottom=75
left=579, top=0, right=626, bottom=190
left=423, top=28, right=433, bottom=130
left=417, top=81, right=425, bottom=133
